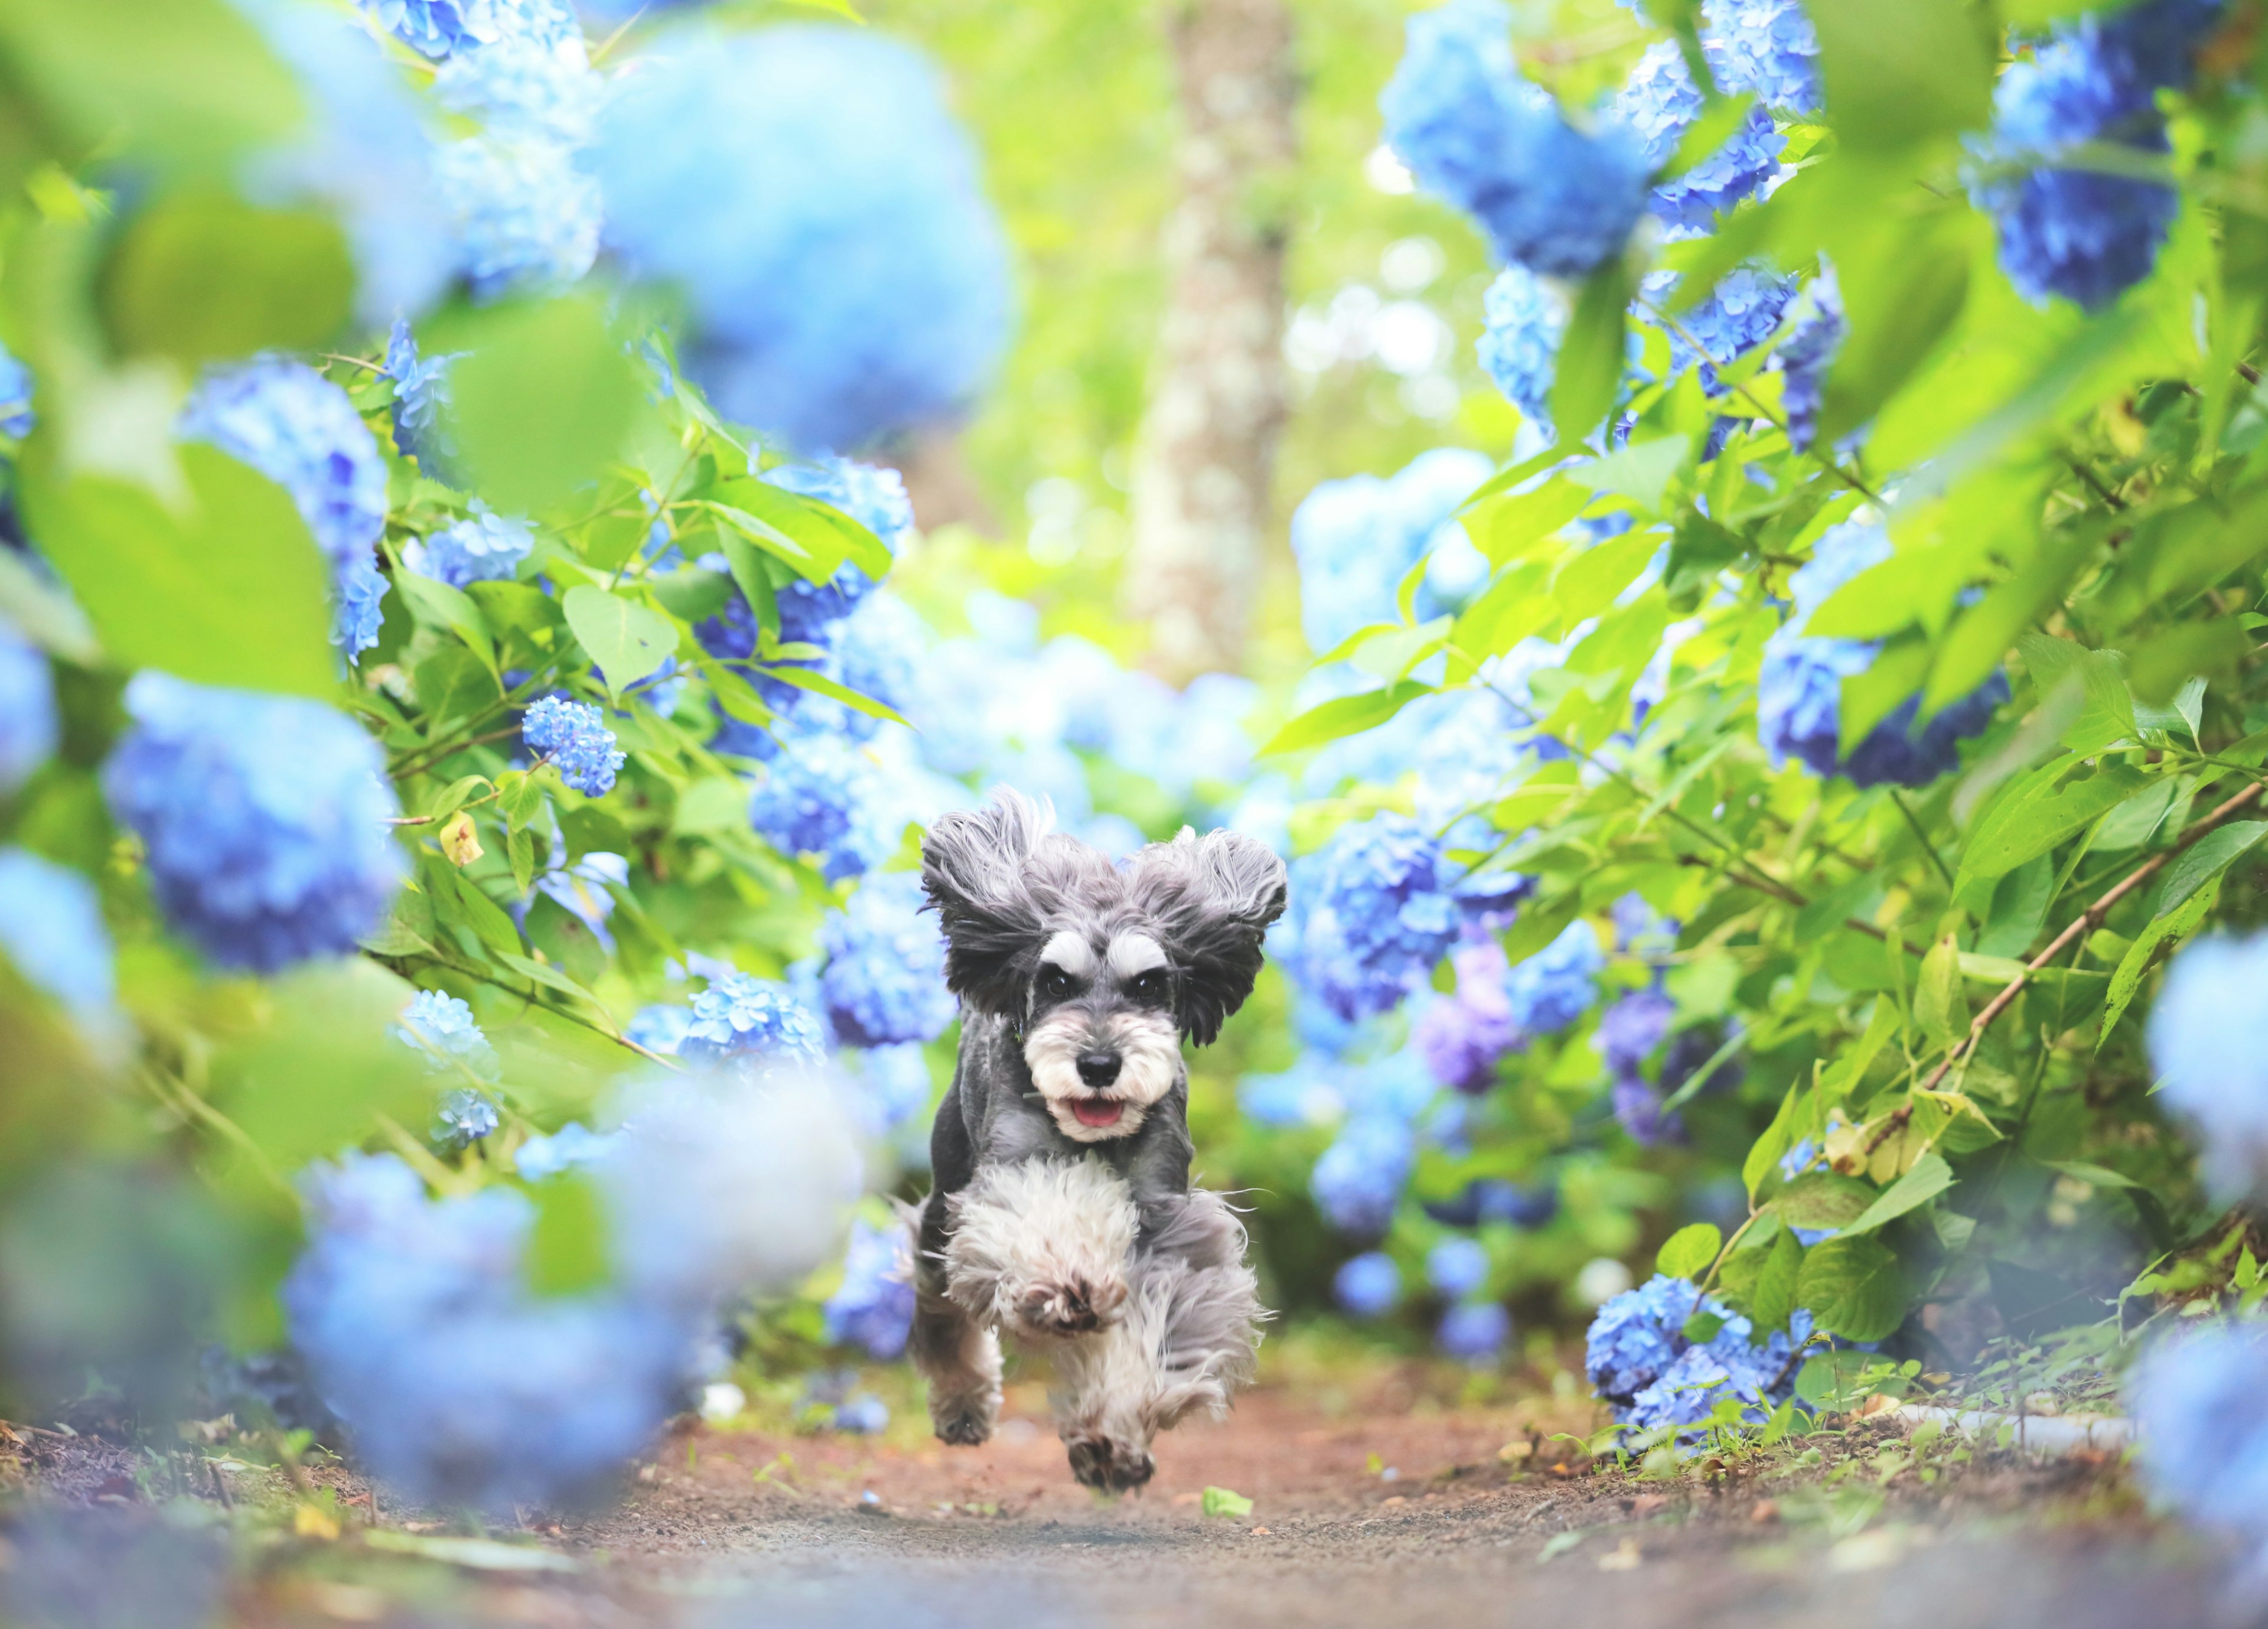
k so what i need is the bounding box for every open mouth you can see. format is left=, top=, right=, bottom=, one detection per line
left=1068, top=1097, right=1125, bottom=1129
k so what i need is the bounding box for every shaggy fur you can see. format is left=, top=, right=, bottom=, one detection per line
left=910, top=790, right=1287, bottom=1488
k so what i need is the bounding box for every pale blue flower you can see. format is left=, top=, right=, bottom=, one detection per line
left=1611, top=41, right=1785, bottom=240
left=822, top=1218, right=914, bottom=1360
left=1312, top=1114, right=1417, bottom=1236
left=1477, top=265, right=1566, bottom=432
left=1335, top=1252, right=1401, bottom=1317
left=819, top=871, right=955, bottom=1047
left=1700, top=0, right=1820, bottom=115
left=0, top=618, right=57, bottom=794
left=0, top=848, right=115, bottom=1025
left=1504, top=920, right=1602, bottom=1034
left=1427, top=1237, right=1489, bottom=1298
left=523, top=696, right=624, bottom=797
left=677, top=971, right=827, bottom=1074
left=438, top=134, right=602, bottom=299
left=1438, top=1300, right=1511, bottom=1361
left=404, top=507, right=533, bottom=588
left=2149, top=933, right=2268, bottom=1200
left=395, top=989, right=501, bottom=1081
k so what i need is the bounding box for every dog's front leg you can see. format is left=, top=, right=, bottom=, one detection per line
left=908, top=1194, right=1002, bottom=1445
left=942, top=1158, right=1137, bottom=1341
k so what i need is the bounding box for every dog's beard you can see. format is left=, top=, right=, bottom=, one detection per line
left=1024, top=1009, right=1182, bottom=1143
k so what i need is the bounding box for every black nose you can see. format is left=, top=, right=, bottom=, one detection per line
left=1076, top=1051, right=1122, bottom=1088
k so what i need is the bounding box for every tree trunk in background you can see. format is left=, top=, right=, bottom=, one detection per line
left=1123, top=0, right=1295, bottom=683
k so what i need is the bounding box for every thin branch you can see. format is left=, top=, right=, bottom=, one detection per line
left=2061, top=450, right=2127, bottom=512
left=1921, top=778, right=2268, bottom=1090
left=1891, top=789, right=1956, bottom=890
left=1676, top=853, right=1922, bottom=955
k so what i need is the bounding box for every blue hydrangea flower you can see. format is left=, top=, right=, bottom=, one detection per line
left=0, top=1510, right=227, bottom=1629
left=356, top=0, right=496, bottom=57
left=822, top=1217, right=914, bottom=1360
left=594, top=24, right=1014, bottom=452
left=1380, top=0, right=1651, bottom=276
left=385, top=318, right=463, bottom=478
left=676, top=971, right=827, bottom=1076
left=1598, top=985, right=1674, bottom=1074
left=515, top=1121, right=617, bottom=1180
left=818, top=871, right=955, bottom=1048
left=1312, top=1114, right=1417, bottom=1237
left=1476, top=266, right=1566, bottom=433
left=523, top=696, right=624, bottom=797
left=103, top=674, right=406, bottom=972
left=1700, top=0, right=1821, bottom=115
left=1611, top=41, right=1785, bottom=240
left=437, top=133, right=602, bottom=299
left=1758, top=522, right=2009, bottom=787
left=395, top=988, right=500, bottom=1081
left=0, top=848, right=116, bottom=1025
left=434, top=1087, right=501, bottom=1148
left=1776, top=270, right=1843, bottom=450
left=846, top=1042, right=935, bottom=1136
left=1586, top=1272, right=1810, bottom=1432
left=1289, top=448, right=1494, bottom=656
left=625, top=1002, right=693, bottom=1057
left=235, top=0, right=457, bottom=324
left=2148, top=933, right=2268, bottom=1200
left=2130, top=1322, right=2268, bottom=1563
left=0, top=618, right=57, bottom=794
left=1427, top=1236, right=1489, bottom=1298
left=0, top=340, right=34, bottom=438
left=285, top=1152, right=693, bottom=1513
left=1612, top=1073, right=1683, bottom=1146
left=178, top=359, right=391, bottom=659
left=765, top=457, right=915, bottom=630
left=1504, top=920, right=1603, bottom=1034
left=748, top=729, right=907, bottom=883
left=1334, top=1251, right=1402, bottom=1317
left=1415, top=940, right=1524, bottom=1093
left=404, top=507, right=533, bottom=588
left=1636, top=265, right=1799, bottom=395
left=433, top=9, right=597, bottom=145
left=832, top=1393, right=890, bottom=1434
left=1438, top=1300, right=1511, bottom=1361
left=1279, top=814, right=1465, bottom=1022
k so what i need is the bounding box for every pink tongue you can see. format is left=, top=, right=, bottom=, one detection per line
left=1072, top=1099, right=1125, bottom=1128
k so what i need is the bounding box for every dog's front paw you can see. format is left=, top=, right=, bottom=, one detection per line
left=1065, top=1434, right=1154, bottom=1493
left=1013, top=1272, right=1128, bottom=1338
left=931, top=1399, right=995, bottom=1446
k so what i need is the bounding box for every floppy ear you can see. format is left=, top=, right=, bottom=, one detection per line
left=920, top=790, right=1055, bottom=1014
left=1132, top=829, right=1289, bottom=1046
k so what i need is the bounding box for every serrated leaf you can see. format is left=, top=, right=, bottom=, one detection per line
left=1956, top=764, right=2149, bottom=885
left=2154, top=822, right=2268, bottom=920
left=1795, top=1234, right=1908, bottom=1343
left=506, top=825, right=534, bottom=894
left=1750, top=1229, right=1804, bottom=1337
left=1568, top=434, right=1691, bottom=516
left=395, top=570, right=497, bottom=675
left=1841, top=1151, right=1954, bottom=1236
left=1656, top=1221, right=1721, bottom=1282
left=562, top=583, right=676, bottom=696
left=2100, top=875, right=2220, bottom=1047
left=1682, top=1309, right=1727, bottom=1343
left=1551, top=260, right=1635, bottom=445
left=1472, top=478, right=1590, bottom=567
left=442, top=865, right=523, bottom=960
left=1744, top=1085, right=1798, bottom=1201
left=1772, top=1170, right=1878, bottom=1231
left=1552, top=527, right=1660, bottom=621
left=1915, top=934, right=1968, bottom=1052
left=1258, top=680, right=1432, bottom=757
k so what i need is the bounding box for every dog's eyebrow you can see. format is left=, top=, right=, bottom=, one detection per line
left=1107, top=932, right=1167, bottom=979
left=1040, top=930, right=1096, bottom=978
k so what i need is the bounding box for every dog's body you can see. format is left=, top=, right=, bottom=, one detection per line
left=908, top=792, right=1288, bottom=1490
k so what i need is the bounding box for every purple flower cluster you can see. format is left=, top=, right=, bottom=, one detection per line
left=1416, top=940, right=1523, bottom=1093
left=1279, top=814, right=1469, bottom=1023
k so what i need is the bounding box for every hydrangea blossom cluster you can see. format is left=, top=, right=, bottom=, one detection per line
left=103, top=675, right=406, bottom=972
left=1775, top=271, right=1844, bottom=451
left=1426, top=1237, right=1489, bottom=1298
left=1969, top=0, right=2219, bottom=311
left=675, top=970, right=828, bottom=1077
left=356, top=0, right=495, bottom=57
left=2147, top=933, right=2268, bottom=1200
left=1636, top=266, right=1799, bottom=395
left=0, top=848, right=116, bottom=1026
left=1699, top=0, right=1821, bottom=115
left=514, top=1120, right=617, bottom=1180
left=821, top=1218, right=915, bottom=1360
left=403, top=507, right=533, bottom=588
left=1380, top=0, right=1650, bottom=277
left=393, top=989, right=501, bottom=1081
left=434, top=1088, right=501, bottom=1148
left=1438, top=1300, right=1511, bottom=1361
left=1506, top=920, right=1605, bottom=1034
left=1416, top=941, right=1523, bottom=1093
left=817, top=871, right=955, bottom=1047
left=1285, top=446, right=1494, bottom=653
left=1311, top=1114, right=1418, bottom=1237
left=1279, top=814, right=1477, bottom=1022
left=1476, top=266, right=1567, bottom=435
left=0, top=618, right=57, bottom=794
left=747, top=727, right=910, bottom=883
left=0, top=338, right=34, bottom=438
left=1599, top=984, right=1682, bottom=1145
left=1334, top=1251, right=1401, bottom=1317
left=2129, top=1321, right=2268, bottom=1567
left=523, top=696, right=624, bottom=797
left=595, top=24, right=1012, bottom=452
left=384, top=318, right=462, bottom=479
left=1586, top=1273, right=1810, bottom=1433
left=1611, top=42, right=1785, bottom=240
left=1758, top=522, right=2009, bottom=787
left=178, top=359, right=390, bottom=659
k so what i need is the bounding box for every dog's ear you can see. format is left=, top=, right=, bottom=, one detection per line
left=920, top=790, right=1054, bottom=1014
left=1131, top=828, right=1289, bottom=1046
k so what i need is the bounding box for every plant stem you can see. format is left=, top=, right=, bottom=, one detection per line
left=1891, top=789, right=1957, bottom=890
left=1920, top=777, right=2267, bottom=1090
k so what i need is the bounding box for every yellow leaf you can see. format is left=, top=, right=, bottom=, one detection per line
left=295, top=1503, right=340, bottom=1540
left=440, top=811, right=484, bottom=866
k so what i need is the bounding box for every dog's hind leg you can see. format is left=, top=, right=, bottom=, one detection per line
left=908, top=1194, right=1002, bottom=1446
left=1049, top=1191, right=1267, bottom=1492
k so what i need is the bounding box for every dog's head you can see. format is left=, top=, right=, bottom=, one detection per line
left=920, top=791, right=1289, bottom=1143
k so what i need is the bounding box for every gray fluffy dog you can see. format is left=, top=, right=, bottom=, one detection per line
left=908, top=790, right=1288, bottom=1490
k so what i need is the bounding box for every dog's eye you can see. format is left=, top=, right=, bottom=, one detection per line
left=1040, top=965, right=1076, bottom=996
left=1130, top=970, right=1168, bottom=1004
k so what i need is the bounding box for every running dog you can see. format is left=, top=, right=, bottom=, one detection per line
left=909, top=790, right=1287, bottom=1490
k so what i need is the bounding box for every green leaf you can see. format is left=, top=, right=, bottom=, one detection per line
left=1552, top=527, right=1661, bottom=621
left=673, top=777, right=752, bottom=837
left=441, top=864, right=523, bottom=960
left=1807, top=0, right=1993, bottom=151
left=1744, top=1086, right=1798, bottom=1201
left=428, top=294, right=640, bottom=513
left=1258, top=680, right=1432, bottom=757
left=1915, top=934, right=1969, bottom=1052
left=1795, top=1234, right=1909, bottom=1343
left=1200, top=1485, right=1254, bottom=1519
left=394, top=570, right=497, bottom=675
left=2155, top=822, right=2268, bottom=919
left=496, top=769, right=547, bottom=834
left=414, top=646, right=501, bottom=731
left=757, top=660, right=911, bottom=728
left=1841, top=1151, right=1955, bottom=1236
left=1956, top=764, right=2149, bottom=885
left=22, top=442, right=335, bottom=696
left=562, top=584, right=676, bottom=697
left=2101, top=875, right=2219, bottom=1047
left=1682, top=1309, right=1727, bottom=1343
left=651, top=566, right=735, bottom=626
left=1750, top=1229, right=1804, bottom=1336
left=208, top=960, right=429, bottom=1168
left=1656, top=1221, right=1722, bottom=1282
left=1550, top=260, right=1635, bottom=445
left=1568, top=433, right=1691, bottom=516
left=1472, top=478, right=1590, bottom=566
left=2015, top=633, right=2135, bottom=751
left=1819, top=204, right=1980, bottom=444
left=524, top=1173, right=613, bottom=1297
left=100, top=189, right=352, bottom=365
left=710, top=530, right=783, bottom=641
left=2126, top=620, right=2250, bottom=708
left=715, top=477, right=891, bottom=585
left=1772, top=1170, right=1878, bottom=1232
left=1837, top=637, right=1930, bottom=755
left=1455, top=445, right=1569, bottom=513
